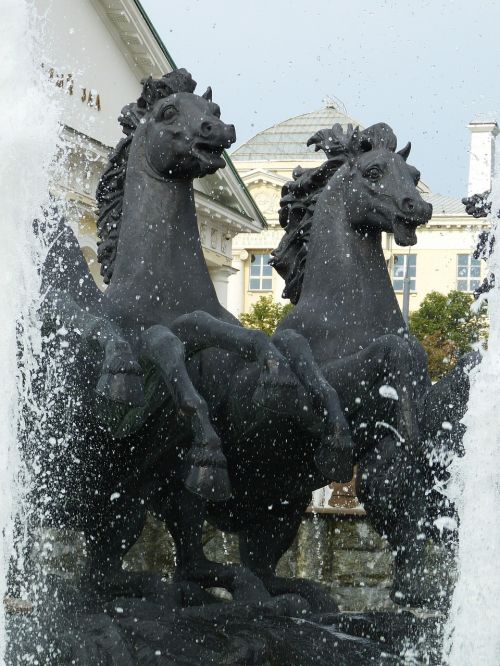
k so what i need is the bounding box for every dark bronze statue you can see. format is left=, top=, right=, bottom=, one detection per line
left=270, top=121, right=463, bottom=606
left=15, top=71, right=472, bottom=663
left=35, top=70, right=357, bottom=602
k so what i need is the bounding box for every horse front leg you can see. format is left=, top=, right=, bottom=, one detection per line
left=272, top=329, right=354, bottom=482
left=152, top=485, right=270, bottom=605
left=140, top=325, right=231, bottom=501
left=374, top=334, right=424, bottom=449
left=325, top=334, right=423, bottom=452
left=171, top=310, right=295, bottom=411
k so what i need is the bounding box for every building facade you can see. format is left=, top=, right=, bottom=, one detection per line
left=228, top=104, right=495, bottom=319
left=35, top=0, right=265, bottom=304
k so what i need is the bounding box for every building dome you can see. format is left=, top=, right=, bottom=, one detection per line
left=231, top=103, right=363, bottom=162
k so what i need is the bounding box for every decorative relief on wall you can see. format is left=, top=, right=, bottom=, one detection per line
left=199, top=223, right=208, bottom=245
left=250, top=187, right=280, bottom=218
left=198, top=220, right=232, bottom=259
left=210, top=229, right=218, bottom=250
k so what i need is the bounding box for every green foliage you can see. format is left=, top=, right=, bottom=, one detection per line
left=409, top=290, right=488, bottom=381
left=240, top=295, right=294, bottom=336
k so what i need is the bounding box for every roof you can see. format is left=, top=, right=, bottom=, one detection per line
left=422, top=192, right=467, bottom=217
left=133, top=0, right=177, bottom=69
left=232, top=105, right=363, bottom=162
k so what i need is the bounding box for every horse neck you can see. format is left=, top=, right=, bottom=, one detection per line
left=106, top=133, right=220, bottom=324
left=295, top=181, right=406, bottom=355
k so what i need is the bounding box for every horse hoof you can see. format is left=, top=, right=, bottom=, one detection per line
left=314, top=435, right=354, bottom=483
left=96, top=372, right=145, bottom=407
left=184, top=464, right=232, bottom=502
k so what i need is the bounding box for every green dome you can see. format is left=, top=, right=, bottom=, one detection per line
left=231, top=104, right=363, bottom=162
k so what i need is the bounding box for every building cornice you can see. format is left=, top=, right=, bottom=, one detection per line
left=468, top=121, right=499, bottom=135
left=194, top=191, right=261, bottom=234
left=91, top=0, right=175, bottom=80
left=241, top=169, right=288, bottom=189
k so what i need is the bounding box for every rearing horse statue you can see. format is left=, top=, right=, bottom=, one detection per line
left=274, top=123, right=432, bottom=450
left=38, top=70, right=355, bottom=597
left=265, top=122, right=471, bottom=604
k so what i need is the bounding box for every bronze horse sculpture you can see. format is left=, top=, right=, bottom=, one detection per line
left=270, top=123, right=475, bottom=604
left=33, top=70, right=469, bottom=619
left=36, top=70, right=356, bottom=606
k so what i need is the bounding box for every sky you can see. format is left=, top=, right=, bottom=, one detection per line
left=140, top=0, right=500, bottom=199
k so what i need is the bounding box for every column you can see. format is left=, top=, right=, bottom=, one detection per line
left=226, top=250, right=247, bottom=317
left=467, top=118, right=499, bottom=196
left=209, top=265, right=237, bottom=310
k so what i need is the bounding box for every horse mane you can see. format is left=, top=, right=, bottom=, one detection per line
left=96, top=69, right=197, bottom=283
left=272, top=123, right=399, bottom=304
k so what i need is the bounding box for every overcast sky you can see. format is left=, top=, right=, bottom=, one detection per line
left=141, top=0, right=500, bottom=199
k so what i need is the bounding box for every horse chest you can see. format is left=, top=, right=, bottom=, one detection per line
left=285, top=305, right=400, bottom=362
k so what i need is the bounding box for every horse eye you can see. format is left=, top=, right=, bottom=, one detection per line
left=364, top=166, right=382, bottom=181
left=162, top=106, right=177, bottom=121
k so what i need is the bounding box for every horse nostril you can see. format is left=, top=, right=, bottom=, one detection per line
left=201, top=122, right=212, bottom=137
left=403, top=198, right=415, bottom=212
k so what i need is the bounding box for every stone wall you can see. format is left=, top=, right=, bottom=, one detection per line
left=36, top=512, right=453, bottom=612
left=200, top=514, right=398, bottom=612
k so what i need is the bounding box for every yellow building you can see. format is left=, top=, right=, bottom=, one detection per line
left=227, top=103, right=495, bottom=318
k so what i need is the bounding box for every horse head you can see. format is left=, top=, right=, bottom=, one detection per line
left=96, top=70, right=236, bottom=283
left=307, top=122, right=433, bottom=245
left=121, top=68, right=236, bottom=180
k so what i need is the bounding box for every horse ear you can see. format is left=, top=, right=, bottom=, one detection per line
left=202, top=87, right=212, bottom=102
left=397, top=142, right=411, bottom=161
left=139, top=76, right=157, bottom=108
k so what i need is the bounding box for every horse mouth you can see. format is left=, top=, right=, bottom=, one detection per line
left=392, top=216, right=419, bottom=246
left=192, top=141, right=227, bottom=173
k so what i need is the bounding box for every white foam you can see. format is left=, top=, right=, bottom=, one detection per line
left=0, top=1, right=61, bottom=661
left=443, top=144, right=500, bottom=664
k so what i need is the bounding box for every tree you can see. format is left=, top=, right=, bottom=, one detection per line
left=240, top=295, right=294, bottom=336
left=409, top=290, right=488, bottom=381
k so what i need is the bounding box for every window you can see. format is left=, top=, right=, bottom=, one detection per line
left=392, top=254, right=416, bottom=291
left=249, top=253, right=273, bottom=291
left=457, top=254, right=481, bottom=292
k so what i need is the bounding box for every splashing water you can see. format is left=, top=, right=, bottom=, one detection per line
left=311, top=512, right=324, bottom=580
left=443, top=155, right=500, bottom=664
left=221, top=531, right=230, bottom=560
left=0, top=0, right=61, bottom=661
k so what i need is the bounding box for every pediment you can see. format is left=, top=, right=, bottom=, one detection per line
left=241, top=169, right=289, bottom=189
